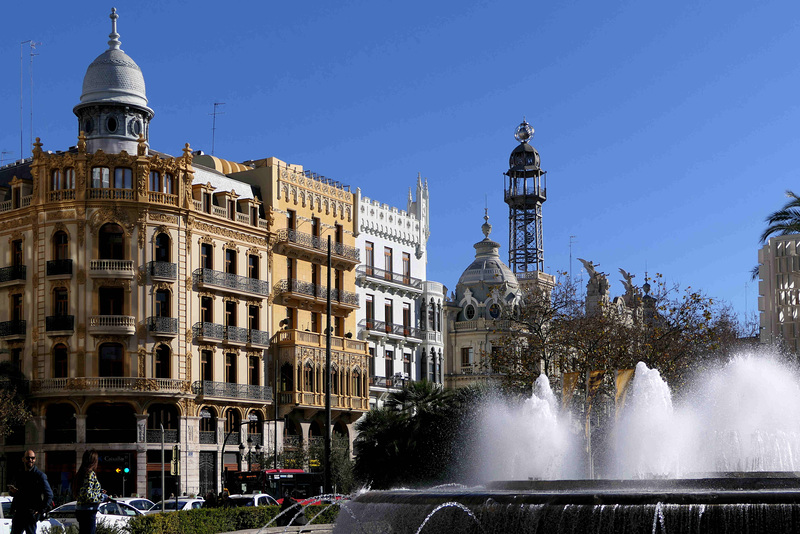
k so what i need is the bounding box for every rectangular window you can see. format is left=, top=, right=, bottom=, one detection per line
left=12, top=294, right=23, bottom=321
left=11, top=348, right=21, bottom=372
left=98, top=287, right=123, bottom=316
left=201, top=350, right=213, bottom=381
left=404, top=354, right=411, bottom=378
left=65, top=168, right=75, bottom=189
left=201, top=243, right=213, bottom=269
left=461, top=347, right=473, bottom=367
left=228, top=199, right=236, bottom=221
left=384, top=247, right=393, bottom=278
left=287, top=257, right=294, bottom=281
left=366, top=295, right=374, bottom=328
left=286, top=307, right=296, bottom=330
left=385, top=299, right=393, bottom=328
left=365, top=242, right=374, bottom=275
left=203, top=192, right=212, bottom=213
left=402, top=252, right=411, bottom=284
left=165, top=174, right=173, bottom=195
left=12, top=240, right=23, bottom=267
left=287, top=210, right=296, bottom=230
left=335, top=224, right=343, bottom=243
left=311, top=217, right=320, bottom=237
left=249, top=356, right=259, bottom=386
left=248, top=254, right=259, bottom=279
left=311, top=312, right=319, bottom=333
left=51, top=170, right=61, bottom=191
left=403, top=303, right=411, bottom=333
left=149, top=171, right=160, bottom=191
left=311, top=263, right=319, bottom=286
left=385, top=350, right=393, bottom=379
left=225, top=300, right=236, bottom=327
left=225, top=249, right=236, bottom=274
left=201, top=296, right=213, bottom=323
left=248, top=305, right=259, bottom=331
left=225, top=353, right=236, bottom=383
left=368, top=347, right=375, bottom=377
left=55, top=289, right=69, bottom=316
left=335, top=316, right=344, bottom=337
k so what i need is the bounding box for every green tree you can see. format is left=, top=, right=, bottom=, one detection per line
left=760, top=190, right=800, bottom=243
left=0, top=362, right=31, bottom=437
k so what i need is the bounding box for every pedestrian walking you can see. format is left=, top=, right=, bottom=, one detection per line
left=8, top=450, right=53, bottom=534
left=72, top=450, right=106, bottom=534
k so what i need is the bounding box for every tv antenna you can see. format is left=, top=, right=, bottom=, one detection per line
left=0, top=151, right=13, bottom=166
left=20, top=40, right=41, bottom=160
left=210, top=102, right=225, bottom=156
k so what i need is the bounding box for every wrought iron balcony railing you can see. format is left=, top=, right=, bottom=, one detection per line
left=0, top=320, right=26, bottom=338
left=0, top=265, right=26, bottom=283
left=192, top=380, right=273, bottom=402
left=274, top=279, right=359, bottom=307
left=193, top=322, right=224, bottom=341
left=357, top=265, right=422, bottom=290
left=148, top=261, right=177, bottom=279
left=146, top=429, right=179, bottom=443
left=192, top=322, right=269, bottom=346
left=147, top=316, right=179, bottom=335
left=359, top=319, right=422, bottom=339
left=225, top=325, right=249, bottom=343
left=275, top=229, right=360, bottom=262
left=193, top=268, right=270, bottom=296
left=46, top=260, right=73, bottom=276
left=46, top=315, right=75, bottom=332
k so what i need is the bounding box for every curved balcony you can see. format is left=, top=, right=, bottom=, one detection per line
left=147, top=316, right=178, bottom=337
left=274, top=229, right=360, bottom=271
left=193, top=268, right=269, bottom=298
left=89, top=315, right=136, bottom=336
left=148, top=261, right=177, bottom=280
left=90, top=259, right=134, bottom=279
left=273, top=278, right=359, bottom=313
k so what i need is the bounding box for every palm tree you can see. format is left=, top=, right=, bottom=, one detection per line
left=760, top=190, right=800, bottom=243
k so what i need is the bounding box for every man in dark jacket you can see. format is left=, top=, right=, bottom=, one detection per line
left=9, top=450, right=53, bottom=534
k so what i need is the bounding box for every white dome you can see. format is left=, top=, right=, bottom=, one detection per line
left=80, top=48, right=148, bottom=109
left=455, top=215, right=519, bottom=303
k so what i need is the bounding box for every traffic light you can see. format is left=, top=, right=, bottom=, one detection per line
left=115, top=467, right=130, bottom=474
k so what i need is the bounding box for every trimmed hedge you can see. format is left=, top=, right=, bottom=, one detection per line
left=125, top=505, right=338, bottom=534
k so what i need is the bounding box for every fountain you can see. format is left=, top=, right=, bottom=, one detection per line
left=335, top=353, right=800, bottom=532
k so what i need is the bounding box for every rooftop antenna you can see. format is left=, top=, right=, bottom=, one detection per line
left=20, top=40, right=40, bottom=160
left=0, top=151, right=13, bottom=166
left=569, top=235, right=576, bottom=281
left=210, top=102, right=225, bottom=156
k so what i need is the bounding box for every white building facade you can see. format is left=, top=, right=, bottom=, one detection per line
left=758, top=235, right=800, bottom=352
left=354, top=177, right=445, bottom=407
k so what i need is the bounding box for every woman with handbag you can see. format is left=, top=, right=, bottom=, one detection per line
left=72, top=450, right=106, bottom=534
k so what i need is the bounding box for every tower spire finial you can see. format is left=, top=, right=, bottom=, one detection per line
left=481, top=209, right=492, bottom=239
left=108, top=7, right=121, bottom=50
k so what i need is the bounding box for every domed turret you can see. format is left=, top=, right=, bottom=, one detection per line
left=73, top=8, right=154, bottom=154
left=455, top=213, right=521, bottom=321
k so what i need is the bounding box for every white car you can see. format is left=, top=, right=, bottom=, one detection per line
left=0, top=499, right=64, bottom=534
left=115, top=497, right=155, bottom=512
left=146, top=498, right=204, bottom=513
left=228, top=494, right=279, bottom=507
left=49, top=500, right=143, bottom=528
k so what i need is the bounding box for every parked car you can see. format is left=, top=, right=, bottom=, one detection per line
left=116, top=497, right=155, bottom=512
left=49, top=500, right=142, bottom=528
left=0, top=498, right=64, bottom=534
left=146, top=498, right=205, bottom=513
left=227, top=494, right=279, bottom=507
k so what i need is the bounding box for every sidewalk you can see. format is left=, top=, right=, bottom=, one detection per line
left=226, top=524, right=334, bottom=534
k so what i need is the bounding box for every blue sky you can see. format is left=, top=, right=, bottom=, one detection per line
left=1, top=1, right=798, bottom=322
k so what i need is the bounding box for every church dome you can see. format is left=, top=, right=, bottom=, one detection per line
left=509, top=142, right=540, bottom=171
left=456, top=213, right=519, bottom=303
left=77, top=8, right=151, bottom=113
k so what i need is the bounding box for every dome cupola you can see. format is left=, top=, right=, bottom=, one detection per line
left=73, top=8, right=154, bottom=154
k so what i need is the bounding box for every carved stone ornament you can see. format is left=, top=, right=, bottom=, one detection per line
left=185, top=328, right=193, bottom=344
left=77, top=221, right=85, bottom=247
left=88, top=206, right=135, bottom=237
left=50, top=279, right=70, bottom=290
left=31, top=326, right=39, bottom=343
left=194, top=221, right=267, bottom=247
left=136, top=269, right=145, bottom=286
left=149, top=213, right=178, bottom=224
left=47, top=211, right=76, bottom=222
left=77, top=269, right=86, bottom=285
left=138, top=347, right=147, bottom=377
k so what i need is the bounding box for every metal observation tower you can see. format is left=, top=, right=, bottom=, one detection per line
left=504, top=120, right=547, bottom=277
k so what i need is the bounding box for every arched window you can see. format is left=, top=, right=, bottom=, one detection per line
left=155, top=233, right=170, bottom=263
left=155, top=289, right=170, bottom=318
left=53, top=231, right=69, bottom=261
left=45, top=403, right=76, bottom=443
left=114, top=168, right=132, bottom=189
left=331, top=366, right=339, bottom=395
left=352, top=368, right=362, bottom=397
left=303, top=362, right=314, bottom=392
left=53, top=344, right=68, bottom=378
left=199, top=407, right=217, bottom=434
left=91, top=167, right=110, bottom=189
left=155, top=345, right=170, bottom=379
left=147, top=404, right=179, bottom=436
left=99, top=223, right=125, bottom=260
left=65, top=168, right=75, bottom=189
left=98, top=343, right=124, bottom=377
left=86, top=402, right=136, bottom=443
left=51, top=170, right=62, bottom=191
